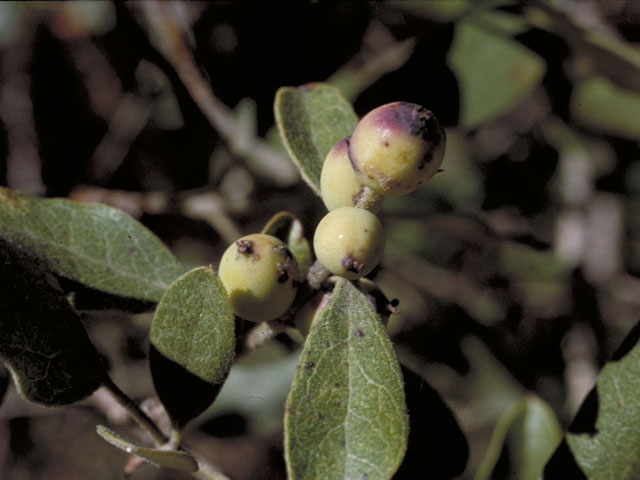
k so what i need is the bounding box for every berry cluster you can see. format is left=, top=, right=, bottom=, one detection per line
left=218, top=102, right=445, bottom=324
left=315, top=101, right=445, bottom=278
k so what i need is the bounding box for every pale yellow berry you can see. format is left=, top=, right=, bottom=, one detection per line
left=320, top=138, right=366, bottom=211
left=313, top=206, right=384, bottom=280
left=219, top=234, right=299, bottom=322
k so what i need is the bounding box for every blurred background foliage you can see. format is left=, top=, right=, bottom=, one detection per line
left=0, top=1, right=639, bottom=479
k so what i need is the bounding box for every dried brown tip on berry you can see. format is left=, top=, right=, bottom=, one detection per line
left=236, top=239, right=254, bottom=254
left=341, top=255, right=364, bottom=273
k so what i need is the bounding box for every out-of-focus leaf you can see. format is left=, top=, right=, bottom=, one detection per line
left=202, top=345, right=300, bottom=435
left=150, top=266, right=235, bottom=428
left=0, top=187, right=184, bottom=303
left=419, top=128, right=483, bottom=208
left=571, top=76, right=640, bottom=140
left=449, top=17, right=545, bottom=128
left=527, top=4, right=640, bottom=91
left=0, top=239, right=106, bottom=405
left=328, top=33, right=415, bottom=102
left=476, top=395, right=562, bottom=480
left=389, top=0, right=471, bottom=22
left=0, top=2, right=20, bottom=46
left=510, top=396, right=563, bottom=480
left=262, top=211, right=312, bottom=277
left=545, top=321, right=640, bottom=478
left=395, top=365, right=468, bottom=479
left=96, top=425, right=198, bottom=472
left=500, top=241, right=570, bottom=314
left=274, top=83, right=358, bottom=193
left=285, top=278, right=408, bottom=480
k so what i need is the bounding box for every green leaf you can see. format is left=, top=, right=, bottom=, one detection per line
left=476, top=395, right=562, bottom=480
left=262, top=211, right=312, bottom=277
left=571, top=75, right=640, bottom=140
left=0, top=187, right=184, bottom=302
left=150, top=266, right=235, bottom=427
left=0, top=239, right=106, bottom=405
left=274, top=83, right=358, bottom=193
left=285, top=278, right=408, bottom=480
left=448, top=17, right=545, bottom=128
left=545, top=321, right=640, bottom=478
left=96, top=425, right=198, bottom=472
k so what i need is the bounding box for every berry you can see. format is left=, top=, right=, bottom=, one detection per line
left=313, top=206, right=385, bottom=280
left=219, top=234, right=299, bottom=322
left=348, top=101, right=446, bottom=195
left=320, top=138, right=366, bottom=211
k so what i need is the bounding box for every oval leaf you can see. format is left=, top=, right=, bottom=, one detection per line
left=448, top=17, right=545, bottom=128
left=150, top=266, right=235, bottom=427
left=285, top=278, right=408, bottom=480
left=0, top=187, right=184, bottom=302
left=262, top=211, right=312, bottom=277
left=476, top=394, right=562, bottom=480
left=274, top=83, right=358, bottom=193
left=96, top=425, right=198, bottom=472
left=0, top=239, right=106, bottom=405
left=545, top=321, right=640, bottom=479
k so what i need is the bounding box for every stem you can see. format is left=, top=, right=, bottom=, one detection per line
left=307, top=260, right=331, bottom=290
left=103, top=376, right=168, bottom=446
left=354, top=185, right=384, bottom=212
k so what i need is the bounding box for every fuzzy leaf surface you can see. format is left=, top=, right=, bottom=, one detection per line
left=0, top=187, right=183, bottom=302
left=0, top=239, right=106, bottom=405
left=150, top=266, right=235, bottom=427
left=285, top=278, right=408, bottom=480
left=274, top=83, right=358, bottom=193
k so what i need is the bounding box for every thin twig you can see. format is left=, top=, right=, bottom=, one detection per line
left=134, top=1, right=298, bottom=185
left=103, top=376, right=168, bottom=446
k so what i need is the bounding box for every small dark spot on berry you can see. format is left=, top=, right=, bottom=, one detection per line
left=276, top=264, right=289, bottom=283
left=342, top=255, right=364, bottom=273
left=384, top=141, right=389, bottom=147
left=316, top=413, right=325, bottom=420
left=236, top=240, right=254, bottom=254
left=355, top=330, right=364, bottom=338
left=305, top=361, right=315, bottom=369
left=334, top=382, right=340, bottom=387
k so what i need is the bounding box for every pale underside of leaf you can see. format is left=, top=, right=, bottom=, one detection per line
left=96, top=425, right=199, bottom=472
left=285, top=278, right=408, bottom=480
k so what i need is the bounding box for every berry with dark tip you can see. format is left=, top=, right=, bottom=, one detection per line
left=348, top=101, right=446, bottom=195
left=313, top=206, right=385, bottom=280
